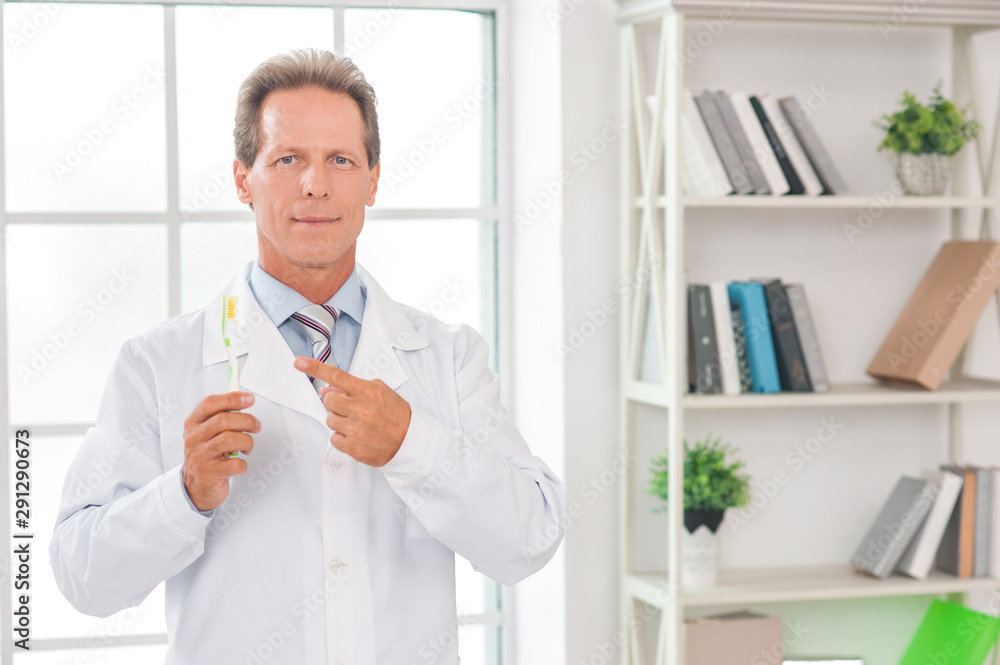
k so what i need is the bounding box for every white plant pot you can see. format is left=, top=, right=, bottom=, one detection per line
left=896, top=152, right=952, bottom=196
left=681, top=524, right=719, bottom=587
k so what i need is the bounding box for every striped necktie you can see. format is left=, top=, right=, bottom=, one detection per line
left=290, top=303, right=340, bottom=392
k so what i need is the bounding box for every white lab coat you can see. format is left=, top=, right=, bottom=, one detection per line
left=49, top=260, right=566, bottom=665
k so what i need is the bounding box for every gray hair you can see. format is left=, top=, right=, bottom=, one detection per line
left=233, top=48, right=380, bottom=170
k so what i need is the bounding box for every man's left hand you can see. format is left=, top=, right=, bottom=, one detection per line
left=293, top=356, right=411, bottom=466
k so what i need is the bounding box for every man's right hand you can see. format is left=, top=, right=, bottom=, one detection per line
left=182, top=392, right=260, bottom=512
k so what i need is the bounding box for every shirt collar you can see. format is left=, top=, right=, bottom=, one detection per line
left=248, top=257, right=365, bottom=327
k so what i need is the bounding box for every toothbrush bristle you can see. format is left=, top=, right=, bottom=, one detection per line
left=226, top=296, right=237, bottom=319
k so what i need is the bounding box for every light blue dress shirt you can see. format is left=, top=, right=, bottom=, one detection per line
left=247, top=256, right=366, bottom=372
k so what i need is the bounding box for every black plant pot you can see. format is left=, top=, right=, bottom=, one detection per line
left=683, top=509, right=725, bottom=534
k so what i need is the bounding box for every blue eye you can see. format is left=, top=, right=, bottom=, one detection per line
left=279, top=156, right=294, bottom=165
left=334, top=156, right=348, bottom=165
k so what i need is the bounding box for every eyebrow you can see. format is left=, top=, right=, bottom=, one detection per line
left=270, top=145, right=362, bottom=159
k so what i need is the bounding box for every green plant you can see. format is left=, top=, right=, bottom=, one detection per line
left=647, top=434, right=751, bottom=514
left=875, top=81, right=979, bottom=156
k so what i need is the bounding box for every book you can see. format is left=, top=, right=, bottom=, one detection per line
left=974, top=467, right=992, bottom=576
left=709, top=282, right=741, bottom=395
left=867, top=241, right=1000, bottom=390
left=729, top=90, right=790, bottom=196
left=646, top=93, right=723, bottom=197
left=730, top=303, right=753, bottom=393
left=759, top=93, right=823, bottom=196
left=713, top=91, right=770, bottom=195
left=727, top=282, right=781, bottom=393
left=684, top=90, right=734, bottom=196
left=778, top=95, right=849, bottom=195
left=895, top=471, right=963, bottom=579
left=851, top=476, right=935, bottom=579
left=991, top=467, right=1000, bottom=577
left=762, top=280, right=812, bottom=392
left=686, top=612, right=783, bottom=665
left=693, top=91, right=753, bottom=195
left=785, top=283, right=829, bottom=393
left=688, top=285, right=722, bottom=393
left=937, top=465, right=977, bottom=578
left=897, top=600, right=1000, bottom=665
left=750, top=94, right=805, bottom=195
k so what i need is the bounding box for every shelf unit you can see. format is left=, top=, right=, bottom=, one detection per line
left=617, top=2, right=1000, bottom=664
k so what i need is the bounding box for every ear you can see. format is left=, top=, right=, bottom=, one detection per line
left=234, top=159, right=253, bottom=206
left=366, top=163, right=380, bottom=207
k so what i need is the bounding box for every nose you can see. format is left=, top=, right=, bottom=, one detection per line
left=302, top=162, right=331, bottom=200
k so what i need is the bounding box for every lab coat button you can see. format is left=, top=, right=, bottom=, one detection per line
left=327, top=559, right=346, bottom=574
left=326, top=457, right=343, bottom=471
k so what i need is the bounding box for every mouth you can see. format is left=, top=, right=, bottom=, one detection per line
left=293, top=216, right=339, bottom=225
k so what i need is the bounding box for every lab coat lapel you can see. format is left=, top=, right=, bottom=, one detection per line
left=349, top=264, right=428, bottom=389
left=202, top=260, right=329, bottom=427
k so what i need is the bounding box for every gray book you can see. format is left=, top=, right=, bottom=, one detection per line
left=713, top=91, right=770, bottom=195
left=851, top=476, right=936, bottom=579
left=785, top=283, right=829, bottom=393
left=778, top=96, right=849, bottom=195
left=975, top=467, right=992, bottom=576
left=693, top=91, right=754, bottom=195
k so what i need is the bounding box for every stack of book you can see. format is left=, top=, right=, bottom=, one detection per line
left=675, top=89, right=847, bottom=197
left=851, top=467, right=1000, bottom=580
left=687, top=280, right=828, bottom=395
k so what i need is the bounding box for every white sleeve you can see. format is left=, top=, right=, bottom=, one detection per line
left=48, top=339, right=213, bottom=617
left=379, top=330, right=566, bottom=586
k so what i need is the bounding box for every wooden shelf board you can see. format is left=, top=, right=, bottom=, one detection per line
left=634, top=195, right=1000, bottom=210
left=628, top=565, right=1000, bottom=608
left=617, top=0, right=1000, bottom=28
left=626, top=377, right=1000, bottom=409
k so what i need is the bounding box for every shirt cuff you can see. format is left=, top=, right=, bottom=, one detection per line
left=379, top=406, right=440, bottom=483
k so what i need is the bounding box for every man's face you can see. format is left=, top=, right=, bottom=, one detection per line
left=234, top=85, right=379, bottom=276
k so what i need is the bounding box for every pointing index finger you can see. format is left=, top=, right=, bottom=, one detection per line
left=293, top=356, right=364, bottom=393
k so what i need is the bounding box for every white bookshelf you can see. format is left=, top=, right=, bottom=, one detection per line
left=617, top=2, right=1000, bottom=664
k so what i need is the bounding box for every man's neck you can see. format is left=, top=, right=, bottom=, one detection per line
left=259, top=252, right=355, bottom=305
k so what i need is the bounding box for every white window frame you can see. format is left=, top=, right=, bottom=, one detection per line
left=0, top=0, right=515, bottom=661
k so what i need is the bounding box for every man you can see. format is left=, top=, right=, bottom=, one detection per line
left=50, top=48, right=565, bottom=664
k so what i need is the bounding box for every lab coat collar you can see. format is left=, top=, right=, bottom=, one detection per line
left=202, top=260, right=428, bottom=427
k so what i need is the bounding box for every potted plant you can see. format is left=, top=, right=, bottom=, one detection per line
left=875, top=81, right=979, bottom=195
left=647, top=434, right=750, bottom=587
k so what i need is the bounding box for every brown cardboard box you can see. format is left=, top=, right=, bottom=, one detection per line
left=867, top=241, right=1000, bottom=390
left=686, top=612, right=783, bottom=665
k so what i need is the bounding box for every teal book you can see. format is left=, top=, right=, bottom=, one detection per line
left=898, top=600, right=1000, bottom=665
left=727, top=282, right=780, bottom=393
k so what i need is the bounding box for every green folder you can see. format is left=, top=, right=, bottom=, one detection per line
left=898, top=600, right=1000, bottom=665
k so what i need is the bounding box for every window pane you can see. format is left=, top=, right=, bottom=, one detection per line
left=13, top=644, right=168, bottom=664
left=345, top=9, right=488, bottom=209
left=175, top=6, right=334, bottom=213
left=180, top=221, right=258, bottom=313
left=458, top=623, right=500, bottom=665
left=13, top=436, right=168, bottom=640
left=6, top=224, right=167, bottom=424
left=355, top=219, right=486, bottom=335
left=4, top=3, right=166, bottom=212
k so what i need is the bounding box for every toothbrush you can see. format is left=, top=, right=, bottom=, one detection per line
left=222, top=294, right=241, bottom=457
